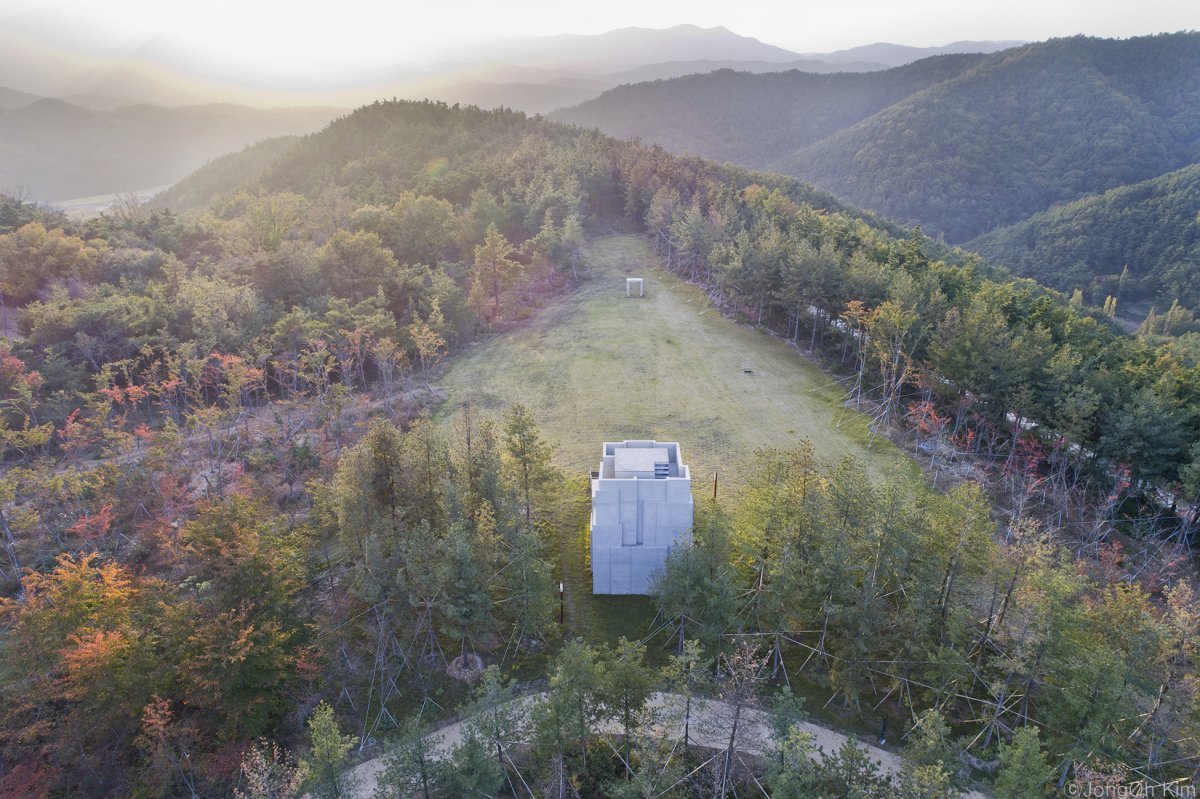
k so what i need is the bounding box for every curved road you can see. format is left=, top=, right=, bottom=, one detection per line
left=344, top=691, right=988, bottom=798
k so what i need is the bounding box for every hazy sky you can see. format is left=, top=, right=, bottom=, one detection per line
left=2, top=0, right=1196, bottom=79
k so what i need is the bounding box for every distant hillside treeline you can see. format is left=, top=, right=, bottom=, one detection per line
left=150, top=135, right=302, bottom=213
left=6, top=97, right=1200, bottom=499
left=553, top=54, right=985, bottom=167
left=969, top=162, right=1200, bottom=307
left=557, top=32, right=1200, bottom=245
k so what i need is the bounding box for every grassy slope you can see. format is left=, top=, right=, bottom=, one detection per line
left=440, top=235, right=912, bottom=486
left=436, top=235, right=917, bottom=660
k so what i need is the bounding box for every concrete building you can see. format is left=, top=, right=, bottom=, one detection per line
left=590, top=440, right=693, bottom=594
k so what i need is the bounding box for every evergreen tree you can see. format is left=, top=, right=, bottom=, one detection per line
left=462, top=667, right=527, bottom=783
left=302, top=703, right=359, bottom=799
left=532, top=638, right=605, bottom=786
left=374, top=715, right=439, bottom=799
left=599, top=638, right=654, bottom=766
left=661, top=639, right=710, bottom=751
left=443, top=725, right=505, bottom=798
left=472, top=224, right=521, bottom=321
left=502, top=403, right=553, bottom=526
left=436, top=522, right=497, bottom=661
left=994, top=727, right=1052, bottom=799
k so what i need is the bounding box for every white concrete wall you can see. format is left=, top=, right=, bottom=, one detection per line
left=591, top=441, right=693, bottom=595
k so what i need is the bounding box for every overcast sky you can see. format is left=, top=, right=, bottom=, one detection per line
left=2, top=0, right=1196, bottom=79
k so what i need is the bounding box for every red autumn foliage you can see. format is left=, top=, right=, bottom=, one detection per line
left=68, top=504, right=114, bottom=541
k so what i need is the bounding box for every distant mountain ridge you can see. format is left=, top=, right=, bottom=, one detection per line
left=0, top=86, right=42, bottom=109
left=0, top=24, right=1040, bottom=204
left=553, top=53, right=987, bottom=169
left=556, top=32, right=1200, bottom=245
left=603, top=57, right=891, bottom=85
left=468, top=24, right=806, bottom=72
left=810, top=39, right=1025, bottom=66
left=780, top=33, right=1200, bottom=241
left=0, top=21, right=1021, bottom=110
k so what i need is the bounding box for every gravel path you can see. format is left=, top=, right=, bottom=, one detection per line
left=344, top=691, right=988, bottom=798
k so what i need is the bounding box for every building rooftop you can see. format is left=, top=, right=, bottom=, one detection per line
left=614, top=447, right=667, bottom=475
left=598, top=440, right=687, bottom=480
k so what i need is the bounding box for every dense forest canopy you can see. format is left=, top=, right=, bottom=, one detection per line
left=0, top=99, right=1198, bottom=798
left=968, top=162, right=1200, bottom=309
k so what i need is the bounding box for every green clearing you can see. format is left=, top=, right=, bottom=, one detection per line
left=440, top=234, right=914, bottom=486
left=436, top=235, right=919, bottom=657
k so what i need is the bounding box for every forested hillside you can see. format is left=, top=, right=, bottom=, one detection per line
left=150, top=136, right=302, bottom=214
left=969, top=162, right=1200, bottom=307
left=2, top=100, right=1200, bottom=798
left=554, top=54, right=984, bottom=167
left=784, top=33, right=1200, bottom=241
left=558, top=32, right=1200, bottom=245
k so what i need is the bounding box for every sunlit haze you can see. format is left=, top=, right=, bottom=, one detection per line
left=3, top=0, right=1196, bottom=86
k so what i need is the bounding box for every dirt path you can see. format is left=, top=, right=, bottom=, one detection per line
left=344, top=691, right=988, bottom=798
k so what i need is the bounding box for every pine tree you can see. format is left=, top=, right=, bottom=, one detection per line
left=902, top=709, right=960, bottom=782
left=502, top=403, right=553, bottom=526
left=600, top=638, right=654, bottom=767
left=994, top=727, right=1051, bottom=799
left=437, top=521, right=497, bottom=661
left=463, top=667, right=526, bottom=780
left=302, top=703, right=359, bottom=799
left=559, top=213, right=584, bottom=280
left=501, top=526, right=556, bottom=656
left=896, top=764, right=958, bottom=799
left=532, top=638, right=605, bottom=788
left=472, top=224, right=521, bottom=321
left=711, top=643, right=769, bottom=799
left=653, top=504, right=738, bottom=653
left=374, top=714, right=440, bottom=799
left=443, top=725, right=505, bottom=797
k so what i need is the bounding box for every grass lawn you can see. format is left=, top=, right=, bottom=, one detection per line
left=440, top=235, right=913, bottom=484
left=436, top=235, right=918, bottom=651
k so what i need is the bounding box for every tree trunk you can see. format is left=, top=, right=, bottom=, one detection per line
left=0, top=508, right=20, bottom=579
left=716, top=703, right=742, bottom=799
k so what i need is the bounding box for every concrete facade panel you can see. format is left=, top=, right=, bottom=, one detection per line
left=590, top=440, right=694, bottom=595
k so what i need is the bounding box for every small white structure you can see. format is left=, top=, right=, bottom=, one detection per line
left=590, top=440, right=693, bottom=594
left=626, top=277, right=644, bottom=297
